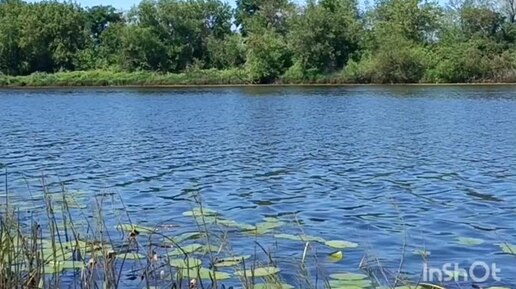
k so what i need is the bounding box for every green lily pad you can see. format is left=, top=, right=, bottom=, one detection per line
left=500, top=243, right=516, bottom=254
left=236, top=266, right=281, bottom=277
left=60, top=260, right=85, bottom=270
left=116, top=224, right=157, bottom=234
left=328, top=250, right=343, bottom=262
left=324, top=240, right=359, bottom=249
left=217, top=219, right=256, bottom=230
left=274, top=233, right=326, bottom=243
left=121, top=252, right=146, bottom=260
left=247, top=221, right=285, bottom=235
left=329, top=279, right=372, bottom=288
left=44, top=262, right=63, bottom=274
left=253, top=283, right=294, bottom=289
left=456, top=237, right=484, bottom=246
left=413, top=249, right=431, bottom=257
left=168, top=243, right=203, bottom=256
left=178, top=267, right=231, bottom=280
left=329, top=272, right=367, bottom=281
left=169, top=258, right=202, bottom=268
left=214, top=255, right=251, bottom=267
left=170, top=232, right=204, bottom=244
left=182, top=208, right=218, bottom=217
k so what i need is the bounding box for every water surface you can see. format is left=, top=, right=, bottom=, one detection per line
left=1, top=86, right=515, bottom=286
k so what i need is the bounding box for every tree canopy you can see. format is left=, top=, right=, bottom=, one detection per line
left=0, top=0, right=515, bottom=83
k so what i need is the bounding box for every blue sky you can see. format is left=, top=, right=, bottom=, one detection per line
left=63, top=0, right=236, bottom=10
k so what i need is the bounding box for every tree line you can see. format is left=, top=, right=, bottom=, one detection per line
left=0, top=0, right=515, bottom=84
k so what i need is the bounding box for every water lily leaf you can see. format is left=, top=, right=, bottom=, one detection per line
left=247, top=221, right=285, bottom=235
left=168, top=243, right=203, bottom=256
left=262, top=217, right=282, bottom=223
left=61, top=260, right=85, bottom=270
left=116, top=224, right=156, bottom=234
left=121, top=252, right=146, bottom=260
left=217, top=219, right=256, bottom=230
left=328, top=250, right=343, bottom=262
left=253, top=283, right=294, bottom=289
left=42, top=248, right=73, bottom=262
left=500, top=243, right=516, bottom=254
left=44, top=262, right=63, bottom=274
left=214, top=255, right=251, bottom=267
left=324, top=240, right=358, bottom=249
left=274, top=233, right=326, bottom=243
left=182, top=208, right=218, bottom=217
left=169, top=258, right=202, bottom=268
left=236, top=266, right=281, bottom=277
left=329, top=272, right=367, bottom=280
left=171, top=232, right=204, bottom=244
left=329, top=279, right=372, bottom=288
left=456, top=237, right=484, bottom=246
left=178, top=267, right=231, bottom=280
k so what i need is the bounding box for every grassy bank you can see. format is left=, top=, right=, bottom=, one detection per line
left=2, top=70, right=516, bottom=88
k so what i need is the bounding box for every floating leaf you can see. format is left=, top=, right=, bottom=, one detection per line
left=324, top=240, right=358, bottom=249
left=182, top=208, right=218, bottom=217
left=329, top=272, right=367, bottom=281
left=214, top=255, right=251, bottom=267
left=44, top=262, right=63, bottom=274
left=456, top=237, right=484, bottom=246
left=236, top=266, right=281, bottom=277
left=328, top=250, right=343, bottom=262
left=61, top=260, right=85, bottom=270
left=274, top=233, right=326, bottom=243
left=169, top=258, right=202, bottom=268
left=217, top=219, right=256, bottom=230
left=329, top=279, right=372, bottom=288
left=178, top=267, right=231, bottom=280
left=500, top=243, right=516, bottom=255
left=253, top=283, right=294, bottom=289
left=170, top=232, right=204, bottom=244
left=168, top=243, right=203, bottom=256
left=116, top=224, right=156, bottom=234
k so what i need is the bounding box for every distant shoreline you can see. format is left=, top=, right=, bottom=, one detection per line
left=1, top=70, right=515, bottom=89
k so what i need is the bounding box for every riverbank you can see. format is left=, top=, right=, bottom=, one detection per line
left=1, top=70, right=516, bottom=88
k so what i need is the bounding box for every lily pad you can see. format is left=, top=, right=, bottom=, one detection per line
left=169, top=258, right=202, bottom=268
left=116, top=224, right=157, bottom=234
left=329, top=272, right=367, bottom=281
left=121, top=252, right=146, bottom=260
left=236, top=266, right=281, bottom=277
left=456, top=237, right=484, bottom=246
left=178, top=267, right=231, bottom=280
left=168, top=243, right=203, bottom=256
left=500, top=243, right=516, bottom=254
left=60, top=260, right=85, bottom=270
left=217, top=219, right=256, bottom=230
left=170, top=232, right=204, bottom=244
left=324, top=240, right=359, bottom=249
left=214, top=255, right=251, bottom=267
left=182, top=208, right=218, bottom=217
left=328, top=250, right=343, bottom=262
left=329, top=279, right=372, bottom=288
left=274, top=233, right=326, bottom=243
left=253, top=283, right=294, bottom=289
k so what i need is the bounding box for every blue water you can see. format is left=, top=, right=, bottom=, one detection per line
left=1, top=86, right=515, bottom=287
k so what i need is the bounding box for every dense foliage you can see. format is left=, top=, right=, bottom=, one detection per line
left=0, top=0, right=515, bottom=84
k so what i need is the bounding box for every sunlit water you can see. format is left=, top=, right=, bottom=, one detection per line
left=1, top=86, right=515, bottom=288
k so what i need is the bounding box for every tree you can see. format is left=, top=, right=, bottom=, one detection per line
left=288, top=0, right=362, bottom=74
left=245, top=30, right=291, bottom=83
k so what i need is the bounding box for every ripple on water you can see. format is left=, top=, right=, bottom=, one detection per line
left=1, top=86, right=516, bottom=286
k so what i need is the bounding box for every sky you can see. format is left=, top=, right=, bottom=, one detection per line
left=50, top=0, right=237, bottom=10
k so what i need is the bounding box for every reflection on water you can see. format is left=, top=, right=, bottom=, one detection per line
left=1, top=86, right=516, bottom=286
